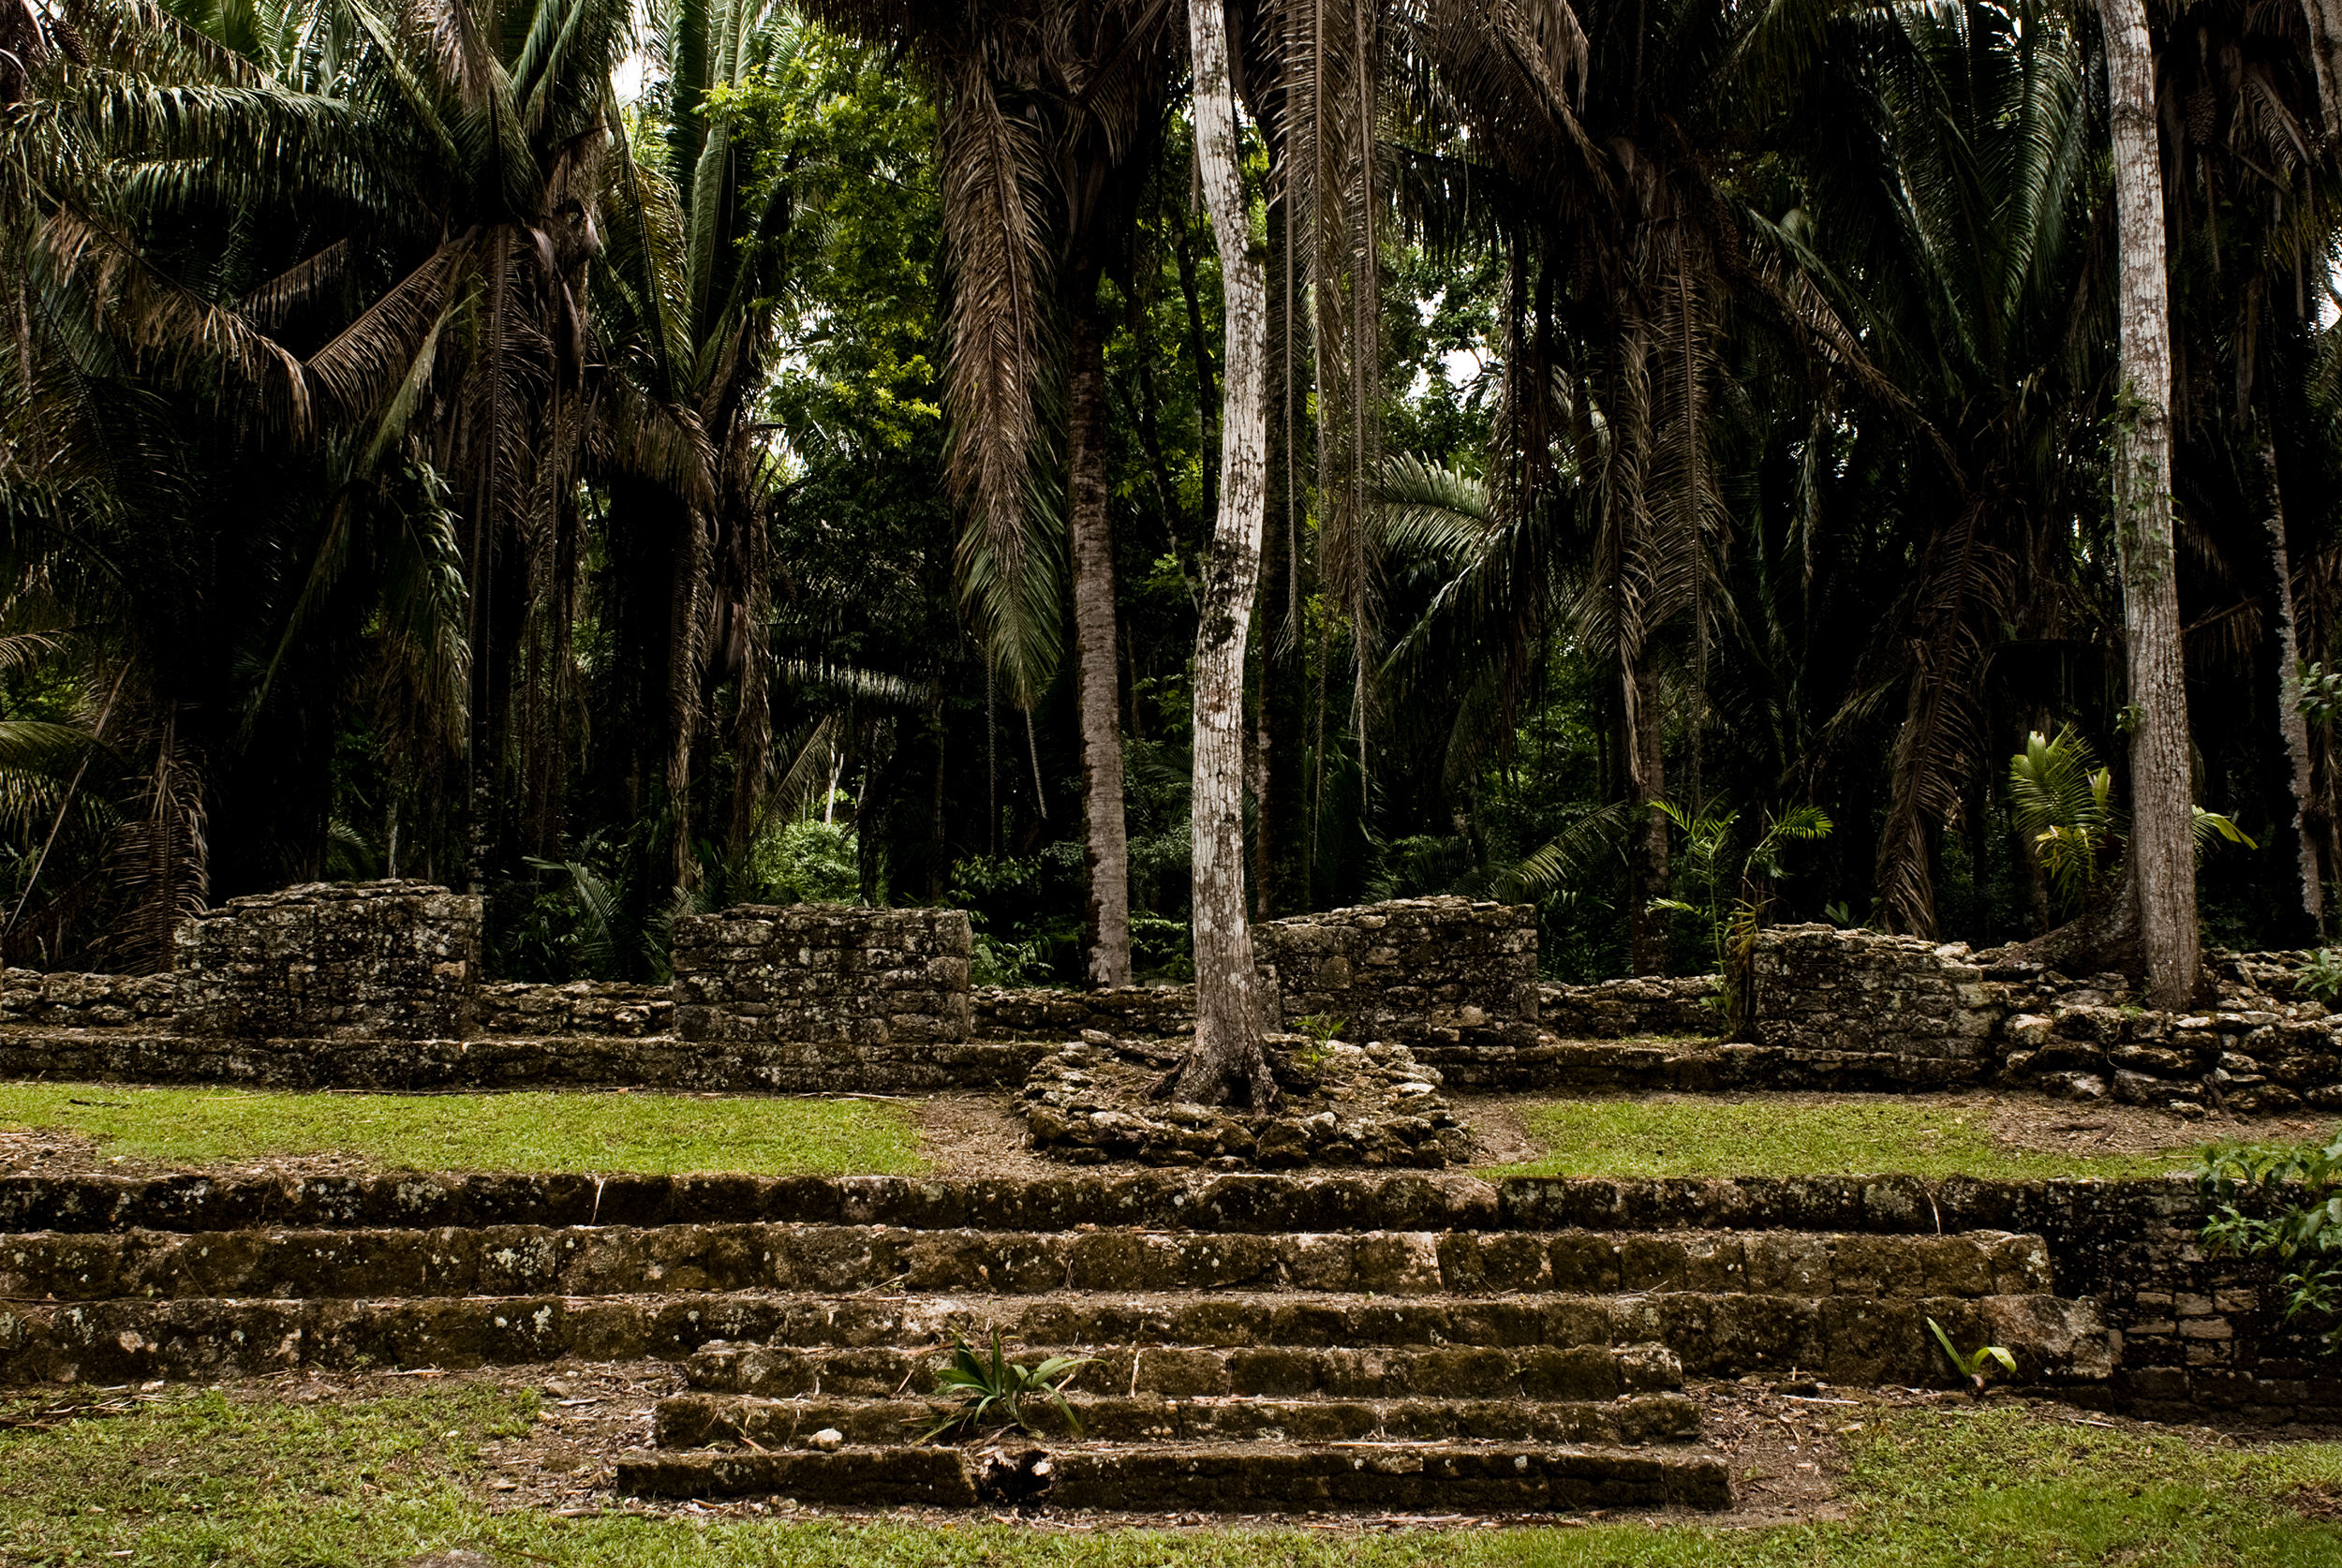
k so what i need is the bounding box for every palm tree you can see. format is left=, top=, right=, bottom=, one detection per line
left=808, top=0, right=1175, bottom=986
left=1387, top=0, right=1806, bottom=969
left=1764, top=0, right=2105, bottom=939
left=589, top=0, right=802, bottom=897
left=2156, top=0, right=2339, bottom=941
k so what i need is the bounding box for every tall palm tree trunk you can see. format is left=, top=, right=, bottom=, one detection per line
left=2101, top=0, right=2200, bottom=1009
left=1067, top=303, right=1133, bottom=985
left=1173, top=0, right=1275, bottom=1108
left=2260, top=430, right=2323, bottom=937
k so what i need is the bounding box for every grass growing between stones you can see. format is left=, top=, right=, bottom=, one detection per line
left=1, top=1383, right=2338, bottom=1566
left=0, top=1082, right=926, bottom=1176
left=1489, top=1098, right=2214, bottom=1180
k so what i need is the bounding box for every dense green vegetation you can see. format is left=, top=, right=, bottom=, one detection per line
left=0, top=0, right=2335, bottom=1001
left=0, top=1082, right=926, bottom=1174
left=1, top=1381, right=2336, bottom=1563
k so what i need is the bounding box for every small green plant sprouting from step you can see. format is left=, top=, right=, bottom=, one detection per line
left=1927, top=1317, right=2017, bottom=1391
left=1290, top=1014, right=1347, bottom=1073
left=917, top=1332, right=1092, bottom=1442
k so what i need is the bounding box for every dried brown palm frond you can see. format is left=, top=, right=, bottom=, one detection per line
left=1285, top=0, right=1391, bottom=760
left=102, top=703, right=206, bottom=975
left=935, top=53, right=1054, bottom=643
left=36, top=206, right=314, bottom=435
left=1862, top=499, right=2018, bottom=937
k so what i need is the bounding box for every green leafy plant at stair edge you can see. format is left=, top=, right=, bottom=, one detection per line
left=2197, top=1127, right=2342, bottom=1353
left=1650, top=800, right=1833, bottom=1036
left=1927, top=1316, right=2017, bottom=1390
left=918, top=1332, right=1092, bottom=1442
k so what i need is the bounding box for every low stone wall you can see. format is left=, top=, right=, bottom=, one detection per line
left=1746, top=925, right=2006, bottom=1086
left=972, top=984, right=1196, bottom=1041
left=1538, top=976, right=1721, bottom=1040
left=1255, top=897, right=1538, bottom=1045
left=1926, top=1178, right=2341, bottom=1424
left=172, top=880, right=481, bottom=1041
left=673, top=904, right=972, bottom=1047
left=0, top=970, right=174, bottom=1028
left=477, top=981, right=674, bottom=1039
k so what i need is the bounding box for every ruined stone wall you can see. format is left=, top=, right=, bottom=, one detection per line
left=0, top=970, right=174, bottom=1028
left=672, top=904, right=972, bottom=1046
left=172, top=880, right=481, bottom=1041
left=477, top=981, right=674, bottom=1039
left=1746, top=925, right=2006, bottom=1085
left=972, top=984, right=1196, bottom=1041
left=1927, top=1178, right=2342, bottom=1424
left=1538, top=976, right=1722, bottom=1040
left=1254, top=897, right=1538, bottom=1045
left=1985, top=952, right=2342, bottom=1113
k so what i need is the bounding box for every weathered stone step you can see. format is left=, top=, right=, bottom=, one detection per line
left=0, top=1287, right=2108, bottom=1387
left=613, top=1440, right=1734, bottom=1513
left=681, top=1338, right=1685, bottom=1403
left=653, top=1388, right=1703, bottom=1448
left=0, top=1169, right=2186, bottom=1240
left=681, top=1289, right=2107, bottom=1387
left=0, top=1223, right=2052, bottom=1302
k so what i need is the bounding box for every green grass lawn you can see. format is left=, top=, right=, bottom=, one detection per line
left=0, top=1381, right=2335, bottom=1566
left=1486, top=1098, right=2251, bottom=1181
left=0, top=1082, right=926, bottom=1176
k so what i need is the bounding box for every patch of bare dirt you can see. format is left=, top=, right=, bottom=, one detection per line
left=1455, top=1096, right=1538, bottom=1166
left=1981, top=1094, right=2330, bottom=1160
left=2287, top=1480, right=2342, bottom=1522
left=913, top=1092, right=1060, bottom=1180
left=0, top=1122, right=379, bottom=1181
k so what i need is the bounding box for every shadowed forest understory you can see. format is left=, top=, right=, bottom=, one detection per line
left=1, top=0, right=2339, bottom=1009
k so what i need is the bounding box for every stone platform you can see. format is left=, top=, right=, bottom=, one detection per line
left=0, top=1168, right=2163, bottom=1515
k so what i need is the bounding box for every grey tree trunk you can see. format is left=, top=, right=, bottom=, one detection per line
left=1624, top=655, right=1670, bottom=974
left=2305, top=0, right=2342, bottom=139
left=1173, top=0, right=1277, bottom=1108
left=2260, top=432, right=2324, bottom=937
left=1067, top=308, right=1134, bottom=986
left=2101, top=0, right=2201, bottom=1010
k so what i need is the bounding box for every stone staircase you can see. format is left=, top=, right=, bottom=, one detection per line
left=0, top=1171, right=2111, bottom=1515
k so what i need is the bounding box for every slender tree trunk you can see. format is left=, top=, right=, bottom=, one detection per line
left=1173, top=0, right=1276, bottom=1108
left=1624, top=655, right=1670, bottom=973
left=1067, top=304, right=1134, bottom=986
left=2305, top=0, right=2342, bottom=140
left=2102, top=0, right=2200, bottom=1009
left=2260, top=431, right=2324, bottom=938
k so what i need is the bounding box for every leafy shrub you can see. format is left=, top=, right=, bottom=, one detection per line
left=970, top=925, right=1054, bottom=987
left=2198, top=1128, right=2342, bottom=1353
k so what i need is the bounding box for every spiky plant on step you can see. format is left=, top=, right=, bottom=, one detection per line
left=918, top=1332, right=1090, bottom=1442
